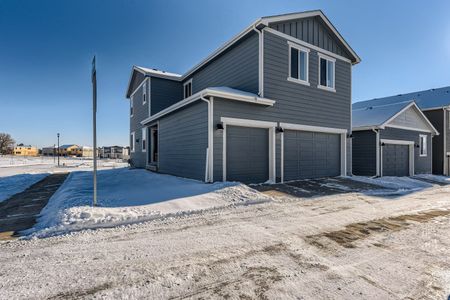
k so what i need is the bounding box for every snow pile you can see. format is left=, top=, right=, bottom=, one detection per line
left=414, top=174, right=450, bottom=184
left=26, top=168, right=271, bottom=237
left=350, top=176, right=433, bottom=195
left=0, top=173, right=48, bottom=202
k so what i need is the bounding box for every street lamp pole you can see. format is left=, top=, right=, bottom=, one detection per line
left=57, top=133, right=60, bottom=167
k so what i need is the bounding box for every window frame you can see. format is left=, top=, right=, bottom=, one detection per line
left=142, top=127, right=147, bottom=152
left=287, top=41, right=310, bottom=86
left=142, top=81, right=147, bottom=105
left=130, top=95, right=134, bottom=117
left=183, top=79, right=193, bottom=99
left=419, top=134, right=427, bottom=157
left=317, top=53, right=336, bottom=92
left=130, top=131, right=135, bottom=153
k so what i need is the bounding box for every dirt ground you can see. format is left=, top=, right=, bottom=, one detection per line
left=1, top=182, right=450, bottom=299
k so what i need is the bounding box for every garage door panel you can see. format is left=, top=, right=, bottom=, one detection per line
left=227, top=126, right=269, bottom=184
left=382, top=144, right=409, bottom=176
left=284, top=130, right=341, bottom=181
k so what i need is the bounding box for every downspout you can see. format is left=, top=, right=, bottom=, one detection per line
left=444, top=107, right=448, bottom=175
left=200, top=95, right=213, bottom=182
left=252, top=25, right=264, bottom=97
left=372, top=128, right=380, bottom=178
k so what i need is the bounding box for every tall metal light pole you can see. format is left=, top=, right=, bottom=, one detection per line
left=92, top=56, right=98, bottom=206
left=57, top=133, right=60, bottom=167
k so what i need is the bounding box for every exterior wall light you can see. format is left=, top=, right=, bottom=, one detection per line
left=276, top=126, right=284, bottom=133
left=216, top=123, right=224, bottom=131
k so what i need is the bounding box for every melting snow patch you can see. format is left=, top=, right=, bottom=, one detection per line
left=25, top=168, right=271, bottom=238
left=414, top=174, right=450, bottom=184
left=0, top=173, right=48, bottom=202
left=350, top=176, right=433, bottom=196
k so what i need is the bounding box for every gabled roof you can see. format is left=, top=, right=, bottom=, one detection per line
left=60, top=144, right=79, bottom=149
left=352, top=101, right=439, bottom=135
left=353, top=86, right=450, bottom=111
left=126, top=10, right=360, bottom=98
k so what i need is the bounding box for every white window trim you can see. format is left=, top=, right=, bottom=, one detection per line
left=142, top=127, right=147, bottom=152
left=317, top=53, right=336, bottom=92
left=142, top=81, right=147, bottom=105
left=419, top=134, right=427, bottom=157
left=130, top=131, right=135, bottom=153
left=130, top=95, right=134, bottom=117
left=183, top=78, right=193, bottom=99
left=287, top=41, right=310, bottom=86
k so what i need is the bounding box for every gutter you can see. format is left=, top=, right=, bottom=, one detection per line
left=252, top=25, right=264, bottom=97
left=372, top=128, right=380, bottom=177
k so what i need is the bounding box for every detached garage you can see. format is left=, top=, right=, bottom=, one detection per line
left=352, top=101, right=439, bottom=176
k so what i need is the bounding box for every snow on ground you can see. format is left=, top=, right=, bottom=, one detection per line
left=1, top=182, right=450, bottom=299
left=414, top=173, right=450, bottom=184
left=0, top=173, right=48, bottom=202
left=25, top=168, right=272, bottom=238
left=350, top=175, right=434, bottom=195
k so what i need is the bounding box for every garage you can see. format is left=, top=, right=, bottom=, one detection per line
left=381, top=143, right=411, bottom=176
left=226, top=126, right=269, bottom=184
left=283, top=130, right=341, bottom=181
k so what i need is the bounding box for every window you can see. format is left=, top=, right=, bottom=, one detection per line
left=142, top=127, right=147, bottom=152
left=130, top=95, right=134, bottom=117
left=419, top=135, right=427, bottom=157
left=318, top=54, right=336, bottom=91
left=142, top=81, right=147, bottom=105
left=130, top=132, right=135, bottom=153
left=288, top=42, right=309, bottom=85
left=183, top=79, right=192, bottom=98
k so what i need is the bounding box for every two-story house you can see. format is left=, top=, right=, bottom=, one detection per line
left=125, top=10, right=360, bottom=183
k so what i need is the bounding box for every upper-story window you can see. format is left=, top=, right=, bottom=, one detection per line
left=142, top=81, right=147, bottom=105
left=318, top=53, right=336, bottom=92
left=419, top=134, right=427, bottom=157
left=183, top=79, right=192, bottom=98
left=130, top=131, right=135, bottom=153
left=130, top=95, right=134, bottom=117
left=142, top=127, right=147, bottom=152
left=288, top=42, right=309, bottom=85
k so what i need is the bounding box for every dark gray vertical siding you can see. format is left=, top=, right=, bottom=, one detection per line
left=380, top=127, right=432, bottom=174
left=150, top=77, right=183, bottom=114
left=352, top=130, right=377, bottom=176
left=130, top=81, right=149, bottom=168
left=186, top=32, right=259, bottom=94
left=423, top=109, right=444, bottom=174
left=264, top=30, right=351, bottom=129
left=269, top=16, right=353, bottom=60
left=158, top=101, right=208, bottom=181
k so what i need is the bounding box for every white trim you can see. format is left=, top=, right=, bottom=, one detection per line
left=142, top=80, right=147, bottom=105
left=252, top=25, right=264, bottom=97
left=341, top=133, right=347, bottom=176
left=280, top=131, right=284, bottom=183
left=141, top=127, right=147, bottom=153
left=444, top=109, right=448, bottom=175
left=280, top=122, right=347, bottom=134
left=141, top=89, right=275, bottom=125
left=260, top=10, right=360, bottom=64
left=148, top=77, right=152, bottom=117
left=287, top=41, right=310, bottom=86
left=385, top=124, right=434, bottom=134
left=380, top=139, right=415, bottom=176
left=383, top=102, right=439, bottom=135
left=221, top=117, right=277, bottom=183
left=264, top=27, right=352, bottom=64
left=183, top=78, right=193, bottom=99
left=374, top=129, right=380, bottom=176
left=130, top=77, right=148, bottom=98
left=130, top=131, right=135, bottom=153
left=419, top=134, right=427, bottom=157
left=200, top=96, right=214, bottom=183
left=130, top=95, right=134, bottom=117
left=317, top=53, right=336, bottom=92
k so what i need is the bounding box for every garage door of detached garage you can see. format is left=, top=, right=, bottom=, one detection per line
left=382, top=144, right=410, bottom=176
left=284, top=130, right=341, bottom=181
left=226, top=126, right=269, bottom=184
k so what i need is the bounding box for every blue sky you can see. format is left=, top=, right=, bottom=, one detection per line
left=1, top=0, right=449, bottom=148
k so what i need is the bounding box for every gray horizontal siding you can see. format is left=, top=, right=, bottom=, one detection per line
left=352, top=130, right=376, bottom=176
left=150, top=77, right=183, bottom=115
left=269, top=16, right=353, bottom=60
left=186, top=32, right=259, bottom=95
left=380, top=127, right=432, bottom=174
left=130, top=80, right=149, bottom=168
left=423, top=109, right=444, bottom=174
left=158, top=101, right=208, bottom=181
left=264, top=30, right=351, bottom=129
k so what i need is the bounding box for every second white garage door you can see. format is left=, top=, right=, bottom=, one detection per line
left=284, top=130, right=341, bottom=181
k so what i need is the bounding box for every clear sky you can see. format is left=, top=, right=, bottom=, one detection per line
left=1, top=0, right=450, bottom=148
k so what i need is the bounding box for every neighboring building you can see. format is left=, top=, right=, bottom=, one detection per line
left=353, top=87, right=450, bottom=175
left=81, top=146, right=94, bottom=158
left=42, top=146, right=57, bottom=156
left=125, top=10, right=360, bottom=183
left=13, top=145, right=38, bottom=156
left=352, top=101, right=439, bottom=176
left=59, top=144, right=81, bottom=156
left=100, top=146, right=129, bottom=159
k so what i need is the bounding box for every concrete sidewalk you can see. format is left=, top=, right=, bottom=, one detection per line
left=0, top=173, right=68, bottom=240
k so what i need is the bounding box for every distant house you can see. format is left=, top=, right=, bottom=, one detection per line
left=81, top=146, right=94, bottom=158
left=125, top=10, right=360, bottom=183
left=42, top=146, right=57, bottom=156
left=59, top=144, right=81, bottom=157
left=352, top=101, right=439, bottom=176
left=353, top=87, right=450, bottom=175
left=14, top=145, right=38, bottom=156
left=100, top=146, right=129, bottom=159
